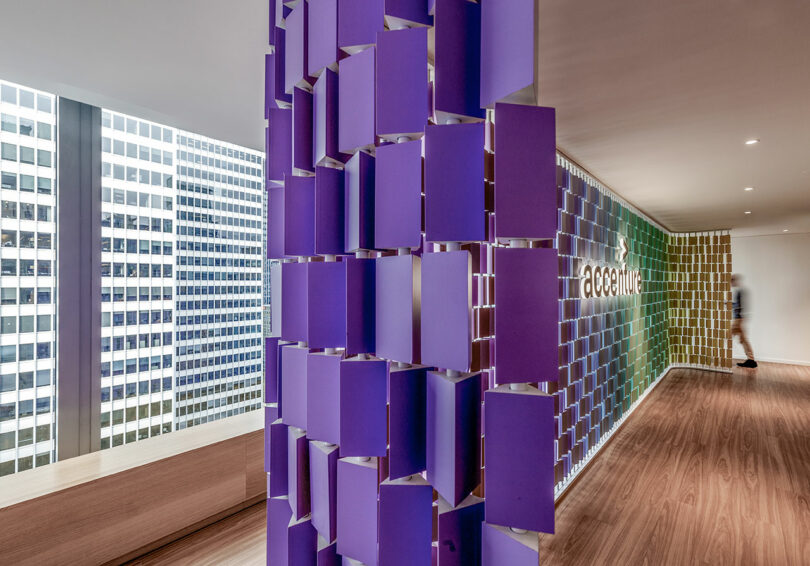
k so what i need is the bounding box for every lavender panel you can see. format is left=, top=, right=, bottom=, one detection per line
left=307, top=261, right=347, bottom=348
left=344, top=151, right=375, bottom=253
left=494, top=248, right=559, bottom=383
left=289, top=516, right=318, bottom=565
left=388, top=365, right=426, bottom=479
left=293, top=87, right=315, bottom=174
left=336, top=458, right=379, bottom=566
left=345, top=257, right=376, bottom=355
left=306, top=351, right=341, bottom=445
left=437, top=495, right=485, bottom=566
left=284, top=175, right=315, bottom=257
left=268, top=497, right=292, bottom=565
left=376, top=28, right=428, bottom=139
left=318, top=536, right=339, bottom=566
left=268, top=108, right=293, bottom=184
left=433, top=0, right=484, bottom=121
left=374, top=140, right=422, bottom=250
left=313, top=70, right=348, bottom=166
left=421, top=251, right=471, bottom=371
left=338, top=0, right=384, bottom=52
left=485, top=385, right=555, bottom=532
left=494, top=103, right=556, bottom=240
left=281, top=344, right=309, bottom=430
left=379, top=478, right=433, bottom=566
left=339, top=357, right=387, bottom=457
left=338, top=47, right=376, bottom=153
left=288, top=426, right=311, bottom=520
left=375, top=254, right=420, bottom=363
left=384, top=0, right=432, bottom=26
left=268, top=184, right=286, bottom=259
left=310, top=441, right=339, bottom=542
left=314, top=166, right=345, bottom=255
left=426, top=370, right=481, bottom=506
left=481, top=523, right=539, bottom=566
left=274, top=26, right=293, bottom=106
left=424, top=123, right=485, bottom=243
left=480, top=0, right=535, bottom=108
left=285, top=0, right=312, bottom=93
left=281, top=262, right=308, bottom=343
left=269, top=419, right=289, bottom=496
left=308, top=0, right=339, bottom=76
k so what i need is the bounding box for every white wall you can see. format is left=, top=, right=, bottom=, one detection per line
left=731, top=233, right=810, bottom=365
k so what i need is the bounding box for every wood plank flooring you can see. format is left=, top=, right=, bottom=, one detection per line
left=130, top=362, right=810, bottom=565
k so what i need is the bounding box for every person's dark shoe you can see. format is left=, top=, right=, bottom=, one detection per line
left=737, top=359, right=758, bottom=368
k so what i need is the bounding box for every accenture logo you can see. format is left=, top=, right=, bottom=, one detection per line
left=579, top=237, right=643, bottom=298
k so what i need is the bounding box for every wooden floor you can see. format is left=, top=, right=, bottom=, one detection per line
left=130, top=362, right=810, bottom=565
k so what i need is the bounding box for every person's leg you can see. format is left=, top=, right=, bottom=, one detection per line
left=738, top=320, right=755, bottom=360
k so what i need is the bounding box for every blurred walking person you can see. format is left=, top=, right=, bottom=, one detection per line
left=731, top=274, right=757, bottom=368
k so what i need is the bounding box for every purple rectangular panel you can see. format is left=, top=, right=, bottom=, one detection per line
left=421, top=251, right=471, bottom=371
left=345, top=257, right=376, bottom=355
left=274, top=27, right=293, bottom=106
left=276, top=340, right=296, bottom=416
left=265, top=337, right=282, bottom=403
left=375, top=254, right=420, bottom=363
left=379, top=478, right=433, bottom=566
left=268, top=184, right=286, bottom=259
left=309, top=0, right=340, bottom=76
left=494, top=248, right=559, bottom=383
left=376, top=28, right=428, bottom=139
left=426, top=370, right=481, bottom=506
left=281, top=262, right=308, bottom=343
left=288, top=426, right=311, bottom=520
left=269, top=0, right=275, bottom=45
left=338, top=47, right=376, bottom=153
left=310, top=441, right=339, bottom=542
left=306, top=351, right=342, bottom=445
left=318, top=536, right=339, bottom=565
left=338, top=0, right=384, bottom=52
left=269, top=419, right=289, bottom=496
left=307, top=261, right=347, bottom=348
left=293, top=88, right=315, bottom=174
left=284, top=175, right=315, bottom=257
left=424, top=123, right=485, bottom=242
left=339, top=357, right=387, bottom=457
left=484, top=385, right=555, bottom=532
left=268, top=497, right=292, bottom=565
left=481, top=523, right=539, bottom=566
left=285, top=0, right=312, bottom=93
left=265, top=54, right=280, bottom=118
left=374, top=140, right=422, bottom=250
left=337, top=458, right=379, bottom=565
left=313, top=69, right=348, bottom=167
left=437, top=495, right=485, bottom=566
left=494, top=104, right=556, bottom=240
left=433, top=0, right=484, bottom=122
left=264, top=406, right=278, bottom=473
left=281, top=344, right=309, bottom=430
left=314, top=166, right=345, bottom=255
left=289, top=515, right=318, bottom=564
left=268, top=108, right=292, bottom=184
left=384, top=0, right=432, bottom=26
left=344, top=151, right=375, bottom=253
left=480, top=0, right=535, bottom=108
left=388, top=365, right=426, bottom=479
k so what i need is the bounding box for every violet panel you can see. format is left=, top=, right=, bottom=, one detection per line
left=265, top=53, right=280, bottom=118
left=307, top=261, right=347, bottom=348
left=269, top=419, right=289, bottom=497
left=267, top=184, right=286, bottom=260
left=424, top=123, right=485, bottom=243
left=484, top=385, right=555, bottom=533
left=479, top=0, right=535, bottom=108
left=437, top=495, right=485, bottom=566
left=375, top=254, right=420, bottom=363
left=289, top=516, right=318, bottom=564
left=338, top=47, right=376, bottom=153
left=268, top=497, right=292, bottom=565
left=293, top=87, right=315, bottom=174
left=345, top=257, right=376, bottom=355
left=375, top=28, right=429, bottom=139
left=384, top=0, right=432, bottom=26
left=339, top=357, right=387, bottom=457
left=420, top=250, right=472, bottom=371
left=379, top=478, right=433, bottom=566
left=337, top=0, right=384, bottom=52
left=273, top=26, right=293, bottom=106
left=481, top=523, right=539, bottom=566
left=374, top=140, right=422, bottom=250
left=281, top=344, right=309, bottom=430
left=493, top=247, right=559, bottom=383
left=336, top=458, right=379, bottom=566
left=281, top=261, right=308, bottom=343
left=306, top=351, right=342, bottom=445
left=267, top=108, right=292, bottom=184
left=288, top=426, right=311, bottom=519
left=313, top=69, right=348, bottom=166
left=309, top=441, right=339, bottom=542
left=433, top=0, right=484, bottom=121
left=265, top=337, right=281, bottom=404
left=388, top=365, right=427, bottom=479
left=285, top=0, right=313, bottom=93
left=283, top=175, right=315, bottom=257
left=314, top=165, right=345, bottom=255
left=317, top=537, right=339, bottom=565
left=494, top=103, right=556, bottom=240
left=308, top=0, right=340, bottom=76
left=344, top=151, right=375, bottom=253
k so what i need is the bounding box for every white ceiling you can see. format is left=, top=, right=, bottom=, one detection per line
left=1, top=0, right=807, bottom=236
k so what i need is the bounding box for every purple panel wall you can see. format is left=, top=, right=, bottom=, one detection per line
left=285, top=0, right=312, bottom=92
left=307, top=261, right=347, bottom=348
left=376, top=28, right=429, bottom=140
left=284, top=175, right=315, bottom=257
left=339, top=357, right=387, bottom=457
left=267, top=108, right=292, bottom=184
left=308, top=0, right=339, bottom=76
left=379, top=478, right=433, bottom=566
left=338, top=47, right=376, bottom=153
left=375, top=254, right=420, bottom=363
left=374, top=140, right=422, bottom=250
left=336, top=458, right=379, bottom=565
left=314, top=165, right=345, bottom=255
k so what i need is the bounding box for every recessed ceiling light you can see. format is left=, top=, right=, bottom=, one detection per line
left=783, top=229, right=789, bottom=232
left=745, top=139, right=760, bottom=145
left=744, top=211, right=751, bottom=214
left=744, top=187, right=754, bottom=191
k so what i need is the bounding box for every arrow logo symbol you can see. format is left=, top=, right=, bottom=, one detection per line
left=618, top=238, right=628, bottom=263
